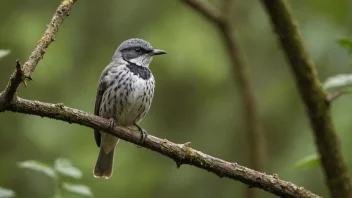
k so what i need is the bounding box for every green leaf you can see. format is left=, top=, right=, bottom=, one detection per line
left=0, top=187, right=15, bottom=198
left=0, top=50, right=10, bottom=59
left=54, top=158, right=82, bottom=179
left=323, top=74, right=352, bottom=89
left=337, top=38, right=352, bottom=54
left=294, top=154, right=320, bottom=169
left=18, top=160, right=57, bottom=179
left=62, top=183, right=93, bottom=197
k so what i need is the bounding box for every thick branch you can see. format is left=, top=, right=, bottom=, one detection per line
left=181, top=2, right=266, bottom=198
left=260, top=0, right=352, bottom=197
left=3, top=0, right=77, bottom=102
left=0, top=93, right=319, bottom=198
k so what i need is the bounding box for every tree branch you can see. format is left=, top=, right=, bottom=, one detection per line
left=180, top=1, right=266, bottom=197
left=182, top=0, right=224, bottom=24
left=0, top=93, right=320, bottom=198
left=3, top=0, right=78, bottom=102
left=259, top=0, right=352, bottom=197
left=0, top=0, right=323, bottom=197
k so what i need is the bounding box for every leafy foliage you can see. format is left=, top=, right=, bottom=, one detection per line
left=294, top=154, right=320, bottom=169
left=62, top=183, right=93, bottom=197
left=18, top=160, right=57, bottom=179
left=54, top=158, right=82, bottom=179
left=17, top=158, right=92, bottom=197
left=323, top=74, right=352, bottom=89
left=337, top=38, right=352, bottom=54
left=0, top=50, right=10, bottom=59
left=322, top=38, right=352, bottom=98
left=0, top=187, right=15, bottom=198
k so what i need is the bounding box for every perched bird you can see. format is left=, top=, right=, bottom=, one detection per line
left=93, top=38, right=166, bottom=179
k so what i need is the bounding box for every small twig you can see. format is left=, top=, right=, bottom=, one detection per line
left=327, top=88, right=352, bottom=102
left=0, top=93, right=320, bottom=198
left=15, top=60, right=28, bottom=87
left=3, top=60, right=25, bottom=102
left=2, top=0, right=78, bottom=102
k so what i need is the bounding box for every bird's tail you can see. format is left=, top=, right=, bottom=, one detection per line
left=94, top=147, right=115, bottom=179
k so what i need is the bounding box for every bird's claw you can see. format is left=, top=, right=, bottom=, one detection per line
left=139, top=128, right=148, bottom=145
left=108, top=118, right=116, bottom=131
left=134, top=123, right=148, bottom=147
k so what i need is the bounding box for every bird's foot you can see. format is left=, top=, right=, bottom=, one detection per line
left=134, top=123, right=148, bottom=147
left=108, top=118, right=116, bottom=131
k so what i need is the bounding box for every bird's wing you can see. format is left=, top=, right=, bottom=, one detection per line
left=94, top=69, right=109, bottom=147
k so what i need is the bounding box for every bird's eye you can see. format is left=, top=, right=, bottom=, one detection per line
left=135, top=48, right=142, bottom=53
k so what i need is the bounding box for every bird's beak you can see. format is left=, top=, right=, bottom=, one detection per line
left=151, top=49, right=167, bottom=56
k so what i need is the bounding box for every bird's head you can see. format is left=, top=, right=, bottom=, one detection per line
left=113, top=38, right=167, bottom=67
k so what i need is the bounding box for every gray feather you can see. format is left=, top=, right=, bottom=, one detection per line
left=93, top=38, right=165, bottom=179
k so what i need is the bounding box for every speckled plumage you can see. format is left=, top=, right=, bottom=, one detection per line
left=93, top=38, right=166, bottom=179
left=99, top=63, right=154, bottom=127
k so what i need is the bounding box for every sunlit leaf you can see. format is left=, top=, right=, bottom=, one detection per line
left=337, top=38, right=352, bottom=54
left=62, top=183, right=93, bottom=197
left=54, top=158, right=82, bottom=179
left=323, top=74, right=352, bottom=89
left=18, top=160, right=57, bottom=179
left=0, top=50, right=10, bottom=59
left=0, top=187, right=15, bottom=198
left=294, top=154, right=320, bottom=169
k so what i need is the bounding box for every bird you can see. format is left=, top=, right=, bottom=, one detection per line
left=93, top=38, right=166, bottom=179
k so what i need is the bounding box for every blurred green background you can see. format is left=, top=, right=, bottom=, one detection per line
left=0, top=0, right=351, bottom=197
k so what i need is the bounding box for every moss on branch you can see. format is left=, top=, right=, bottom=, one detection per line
left=259, top=0, right=352, bottom=197
left=0, top=94, right=320, bottom=198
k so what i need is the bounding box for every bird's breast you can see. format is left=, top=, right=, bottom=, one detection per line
left=109, top=70, right=155, bottom=125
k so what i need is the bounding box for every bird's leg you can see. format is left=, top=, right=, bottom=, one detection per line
left=108, top=118, right=116, bottom=132
left=134, top=123, right=148, bottom=146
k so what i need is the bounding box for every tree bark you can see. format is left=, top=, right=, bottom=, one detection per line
left=259, top=0, right=352, bottom=197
